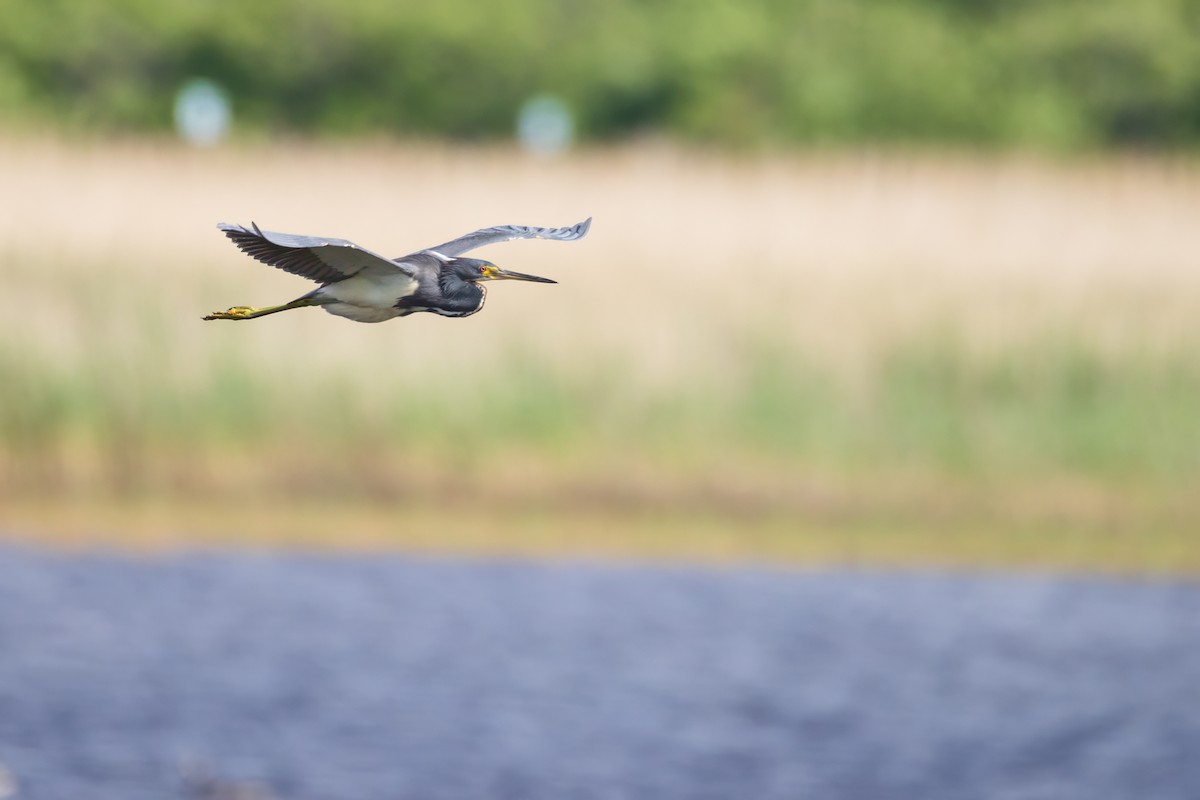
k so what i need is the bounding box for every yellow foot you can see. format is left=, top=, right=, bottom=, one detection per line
left=203, top=306, right=256, bottom=320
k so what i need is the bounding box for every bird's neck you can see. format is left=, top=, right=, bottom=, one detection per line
left=436, top=275, right=486, bottom=317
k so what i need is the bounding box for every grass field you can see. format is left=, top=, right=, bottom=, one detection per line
left=2, top=136, right=1199, bottom=572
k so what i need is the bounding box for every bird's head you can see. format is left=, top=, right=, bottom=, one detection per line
left=450, top=258, right=556, bottom=285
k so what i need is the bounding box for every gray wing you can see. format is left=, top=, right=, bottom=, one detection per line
left=418, top=217, right=592, bottom=259
left=218, top=222, right=416, bottom=283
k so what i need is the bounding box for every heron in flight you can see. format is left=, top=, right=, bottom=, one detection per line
left=204, top=218, right=591, bottom=323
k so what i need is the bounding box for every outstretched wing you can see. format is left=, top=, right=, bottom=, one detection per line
left=218, top=222, right=416, bottom=284
left=417, top=217, right=592, bottom=259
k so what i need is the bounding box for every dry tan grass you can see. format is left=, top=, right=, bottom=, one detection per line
left=5, top=488, right=1197, bottom=574
left=4, top=136, right=1200, bottom=380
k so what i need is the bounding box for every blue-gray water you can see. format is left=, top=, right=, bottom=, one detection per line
left=0, top=547, right=1197, bottom=800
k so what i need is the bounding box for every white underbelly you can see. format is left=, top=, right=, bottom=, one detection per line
left=315, top=273, right=418, bottom=323
left=320, top=273, right=419, bottom=307
left=321, top=303, right=404, bottom=323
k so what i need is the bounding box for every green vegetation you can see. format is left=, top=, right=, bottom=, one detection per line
left=3, top=0, right=1200, bottom=148
left=3, top=319, right=1199, bottom=488
left=4, top=326, right=1198, bottom=572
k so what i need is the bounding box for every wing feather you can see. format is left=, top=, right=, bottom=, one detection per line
left=417, top=217, right=592, bottom=258
left=218, top=222, right=415, bottom=283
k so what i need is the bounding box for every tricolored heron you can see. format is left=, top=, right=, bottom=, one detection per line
left=204, top=218, right=591, bottom=323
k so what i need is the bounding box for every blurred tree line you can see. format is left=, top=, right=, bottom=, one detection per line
left=1, top=0, right=1198, bottom=149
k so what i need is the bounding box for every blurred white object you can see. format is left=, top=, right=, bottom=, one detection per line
left=516, top=95, right=574, bottom=157
left=174, top=79, right=232, bottom=147
left=0, top=762, right=17, bottom=799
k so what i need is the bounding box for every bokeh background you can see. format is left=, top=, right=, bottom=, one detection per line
left=2, top=3, right=1200, bottom=797
left=2, top=0, right=1198, bottom=568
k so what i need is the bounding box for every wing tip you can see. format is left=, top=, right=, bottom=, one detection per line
left=217, top=221, right=258, bottom=238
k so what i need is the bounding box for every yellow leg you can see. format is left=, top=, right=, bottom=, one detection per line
left=203, top=298, right=318, bottom=321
